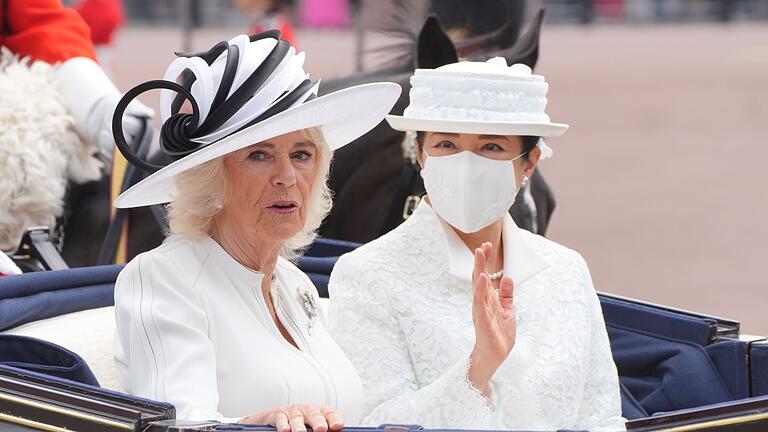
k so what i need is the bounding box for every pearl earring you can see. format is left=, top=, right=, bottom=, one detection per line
left=521, top=175, right=530, bottom=188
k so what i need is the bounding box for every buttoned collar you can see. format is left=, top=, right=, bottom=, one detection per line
left=413, top=201, right=550, bottom=285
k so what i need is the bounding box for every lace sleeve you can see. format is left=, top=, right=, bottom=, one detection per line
left=327, top=255, right=505, bottom=429
left=573, top=255, right=627, bottom=432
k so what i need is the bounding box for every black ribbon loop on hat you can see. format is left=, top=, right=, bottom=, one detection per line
left=209, top=43, right=240, bottom=114
left=250, top=30, right=282, bottom=42
left=171, top=68, right=197, bottom=116
left=171, top=30, right=281, bottom=122
left=170, top=41, right=236, bottom=117
left=240, top=78, right=317, bottom=131
left=113, top=79, right=201, bottom=173
left=195, top=39, right=291, bottom=137
left=177, top=40, right=231, bottom=65
left=113, top=30, right=317, bottom=174
left=173, top=30, right=281, bottom=60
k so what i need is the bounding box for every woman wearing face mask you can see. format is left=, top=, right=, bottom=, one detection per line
left=326, top=58, right=626, bottom=431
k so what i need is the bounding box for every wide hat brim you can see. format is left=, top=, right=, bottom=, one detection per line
left=385, top=115, right=568, bottom=138
left=114, top=82, right=401, bottom=208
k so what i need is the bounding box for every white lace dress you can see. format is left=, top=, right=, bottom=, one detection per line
left=327, top=202, right=626, bottom=431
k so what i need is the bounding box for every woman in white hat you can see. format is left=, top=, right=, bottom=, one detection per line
left=327, top=58, right=626, bottom=431
left=110, top=31, right=400, bottom=429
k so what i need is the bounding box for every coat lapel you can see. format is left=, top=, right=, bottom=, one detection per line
left=412, top=202, right=550, bottom=286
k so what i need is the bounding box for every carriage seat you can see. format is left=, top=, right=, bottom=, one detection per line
left=600, top=293, right=753, bottom=419
left=0, top=264, right=122, bottom=389
left=1, top=238, right=766, bottom=423
left=0, top=238, right=355, bottom=392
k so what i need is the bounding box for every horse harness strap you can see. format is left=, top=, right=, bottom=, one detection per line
left=379, top=131, right=424, bottom=237
left=97, top=119, right=154, bottom=265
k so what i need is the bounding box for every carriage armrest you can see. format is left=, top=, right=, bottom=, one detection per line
left=598, top=292, right=739, bottom=345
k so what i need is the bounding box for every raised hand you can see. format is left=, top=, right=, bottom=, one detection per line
left=468, top=242, right=516, bottom=396
left=240, top=404, right=344, bottom=432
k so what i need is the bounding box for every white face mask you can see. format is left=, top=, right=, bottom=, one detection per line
left=421, top=151, right=523, bottom=233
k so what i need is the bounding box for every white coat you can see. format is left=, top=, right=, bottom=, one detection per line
left=327, top=202, right=626, bottom=431
left=114, top=235, right=363, bottom=423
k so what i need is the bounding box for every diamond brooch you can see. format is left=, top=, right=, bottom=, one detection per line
left=297, top=286, right=318, bottom=335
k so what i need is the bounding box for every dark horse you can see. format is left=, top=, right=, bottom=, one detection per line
left=57, top=6, right=555, bottom=267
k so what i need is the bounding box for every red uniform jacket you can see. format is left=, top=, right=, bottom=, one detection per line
left=0, top=0, right=96, bottom=64
left=75, top=0, right=124, bottom=45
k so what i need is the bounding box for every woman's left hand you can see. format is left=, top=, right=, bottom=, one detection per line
left=240, top=404, right=344, bottom=432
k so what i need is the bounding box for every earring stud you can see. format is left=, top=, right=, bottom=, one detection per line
left=521, top=175, right=530, bottom=188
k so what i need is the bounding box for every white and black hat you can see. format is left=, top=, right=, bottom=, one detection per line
left=112, top=31, right=400, bottom=208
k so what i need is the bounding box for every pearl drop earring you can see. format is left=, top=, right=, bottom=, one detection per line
left=521, top=175, right=530, bottom=188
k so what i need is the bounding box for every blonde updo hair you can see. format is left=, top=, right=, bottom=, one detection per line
left=167, top=128, right=332, bottom=260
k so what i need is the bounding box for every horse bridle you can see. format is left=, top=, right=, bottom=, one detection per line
left=378, top=130, right=425, bottom=237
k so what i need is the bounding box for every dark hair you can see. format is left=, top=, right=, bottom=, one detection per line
left=415, top=131, right=539, bottom=160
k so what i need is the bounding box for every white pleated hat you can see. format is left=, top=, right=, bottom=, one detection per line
left=386, top=57, right=567, bottom=138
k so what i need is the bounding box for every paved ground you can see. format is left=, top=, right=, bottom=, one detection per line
left=110, top=23, right=768, bottom=333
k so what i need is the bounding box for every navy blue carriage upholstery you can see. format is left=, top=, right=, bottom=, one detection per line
left=0, top=334, right=99, bottom=386
left=0, top=264, right=122, bottom=331
left=600, top=295, right=751, bottom=419
left=752, top=342, right=768, bottom=397
left=0, top=237, right=765, bottom=422
left=299, top=237, right=361, bottom=297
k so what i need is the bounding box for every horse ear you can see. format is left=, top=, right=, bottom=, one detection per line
left=417, top=15, right=458, bottom=69
left=503, top=8, right=545, bottom=70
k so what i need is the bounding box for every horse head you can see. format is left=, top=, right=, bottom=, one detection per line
left=390, top=8, right=546, bottom=116
left=419, top=8, right=545, bottom=74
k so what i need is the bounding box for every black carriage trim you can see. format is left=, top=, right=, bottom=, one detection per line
left=112, top=30, right=317, bottom=173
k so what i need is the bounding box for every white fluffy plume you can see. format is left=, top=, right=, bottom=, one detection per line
left=0, top=49, right=102, bottom=252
